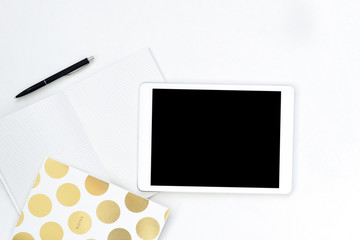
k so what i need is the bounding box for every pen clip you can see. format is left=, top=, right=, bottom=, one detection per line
left=66, top=64, right=89, bottom=75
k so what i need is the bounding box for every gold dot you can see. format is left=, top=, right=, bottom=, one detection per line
left=96, top=200, right=120, bottom=224
left=136, top=217, right=160, bottom=240
left=108, top=228, right=132, bottom=240
left=28, top=194, right=52, bottom=217
left=44, top=158, right=69, bottom=179
left=12, top=232, right=34, bottom=240
left=164, top=209, right=170, bottom=221
left=68, top=211, right=92, bottom=234
left=16, top=212, right=24, bottom=227
left=32, top=174, right=40, bottom=188
left=40, top=222, right=63, bottom=240
left=125, top=192, right=149, bottom=213
left=85, top=175, right=109, bottom=196
left=56, top=183, right=80, bottom=207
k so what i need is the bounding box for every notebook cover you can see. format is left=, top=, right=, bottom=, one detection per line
left=11, top=158, right=170, bottom=240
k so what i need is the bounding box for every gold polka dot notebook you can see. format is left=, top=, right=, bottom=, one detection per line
left=12, top=158, right=170, bottom=240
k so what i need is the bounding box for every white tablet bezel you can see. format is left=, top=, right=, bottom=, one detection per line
left=138, top=83, right=294, bottom=194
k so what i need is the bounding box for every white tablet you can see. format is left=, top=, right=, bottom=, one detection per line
left=138, top=83, right=294, bottom=194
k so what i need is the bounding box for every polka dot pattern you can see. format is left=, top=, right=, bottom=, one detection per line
left=164, top=209, right=170, bottom=221
left=44, top=158, right=69, bottom=179
left=68, top=211, right=92, bottom=234
left=40, top=222, right=63, bottom=240
left=97, top=200, right=120, bottom=224
left=16, top=212, right=24, bottom=227
left=32, top=174, right=40, bottom=188
left=56, top=183, right=80, bottom=207
left=12, top=232, right=34, bottom=240
left=28, top=194, right=52, bottom=217
left=85, top=175, right=109, bottom=196
left=125, top=192, right=149, bottom=213
left=108, top=228, right=132, bottom=240
left=136, top=217, right=160, bottom=240
left=12, top=158, right=169, bottom=240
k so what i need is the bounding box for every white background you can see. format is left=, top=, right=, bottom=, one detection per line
left=1, top=1, right=360, bottom=239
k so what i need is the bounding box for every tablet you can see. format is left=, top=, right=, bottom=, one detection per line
left=138, top=83, right=294, bottom=194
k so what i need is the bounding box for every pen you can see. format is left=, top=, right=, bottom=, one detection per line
left=14, top=56, right=94, bottom=98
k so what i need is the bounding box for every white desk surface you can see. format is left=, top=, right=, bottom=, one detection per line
left=1, top=1, right=360, bottom=239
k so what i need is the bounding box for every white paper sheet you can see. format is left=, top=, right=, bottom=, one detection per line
left=0, top=49, right=163, bottom=212
left=67, top=49, right=163, bottom=198
left=0, top=93, right=109, bottom=211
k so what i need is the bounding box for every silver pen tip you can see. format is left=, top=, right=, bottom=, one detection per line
left=88, top=56, right=94, bottom=62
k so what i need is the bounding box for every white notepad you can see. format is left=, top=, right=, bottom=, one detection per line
left=0, top=49, right=164, bottom=213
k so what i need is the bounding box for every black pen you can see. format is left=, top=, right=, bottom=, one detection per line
left=14, top=56, right=94, bottom=98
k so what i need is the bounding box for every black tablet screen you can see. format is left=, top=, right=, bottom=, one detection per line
left=150, top=89, right=281, bottom=188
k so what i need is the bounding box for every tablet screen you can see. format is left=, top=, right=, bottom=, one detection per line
left=151, top=89, right=281, bottom=188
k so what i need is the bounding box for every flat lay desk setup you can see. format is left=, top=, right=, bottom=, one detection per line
left=2, top=1, right=360, bottom=239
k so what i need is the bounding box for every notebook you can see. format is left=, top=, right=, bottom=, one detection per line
left=12, top=158, right=169, bottom=240
left=0, top=49, right=164, bottom=213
